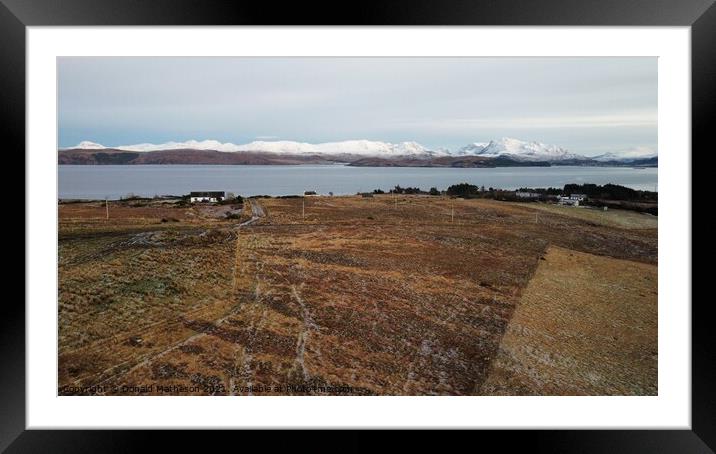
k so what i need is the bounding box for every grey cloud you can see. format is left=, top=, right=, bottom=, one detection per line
left=58, top=57, right=657, bottom=156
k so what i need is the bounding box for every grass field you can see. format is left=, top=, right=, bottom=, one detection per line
left=481, top=246, right=657, bottom=395
left=58, top=195, right=657, bottom=395
left=512, top=201, right=658, bottom=230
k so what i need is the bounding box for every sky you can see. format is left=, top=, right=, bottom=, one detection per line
left=58, top=57, right=657, bottom=156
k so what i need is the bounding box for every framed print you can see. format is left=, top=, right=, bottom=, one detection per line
left=6, top=0, right=712, bottom=451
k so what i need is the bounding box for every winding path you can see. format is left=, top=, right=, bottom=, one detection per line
left=239, top=198, right=265, bottom=227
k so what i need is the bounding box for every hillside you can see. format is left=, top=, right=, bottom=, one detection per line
left=58, top=148, right=345, bottom=165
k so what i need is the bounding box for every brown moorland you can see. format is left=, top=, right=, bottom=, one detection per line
left=58, top=195, right=657, bottom=395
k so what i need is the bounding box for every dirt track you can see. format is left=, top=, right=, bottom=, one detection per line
left=239, top=198, right=265, bottom=226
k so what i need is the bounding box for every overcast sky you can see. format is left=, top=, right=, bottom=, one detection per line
left=58, top=57, right=657, bottom=156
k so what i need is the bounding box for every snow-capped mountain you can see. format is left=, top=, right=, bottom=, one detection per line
left=116, top=140, right=241, bottom=153
left=592, top=147, right=657, bottom=162
left=235, top=140, right=448, bottom=157
left=63, top=137, right=655, bottom=164
left=457, top=137, right=589, bottom=162
left=65, top=139, right=446, bottom=157
left=73, top=141, right=106, bottom=149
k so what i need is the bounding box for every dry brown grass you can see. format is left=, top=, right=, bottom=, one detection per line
left=58, top=195, right=657, bottom=395
left=481, top=246, right=657, bottom=395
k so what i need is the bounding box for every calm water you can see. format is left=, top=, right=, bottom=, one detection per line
left=58, top=165, right=658, bottom=199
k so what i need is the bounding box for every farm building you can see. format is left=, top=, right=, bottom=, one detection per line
left=189, top=191, right=225, bottom=203
left=569, top=194, right=587, bottom=201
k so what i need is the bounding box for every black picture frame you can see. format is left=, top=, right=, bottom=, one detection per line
left=5, top=0, right=711, bottom=451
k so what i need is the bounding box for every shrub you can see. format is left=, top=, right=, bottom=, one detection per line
left=446, top=183, right=479, bottom=197
left=562, top=183, right=656, bottom=201
left=219, top=195, right=243, bottom=205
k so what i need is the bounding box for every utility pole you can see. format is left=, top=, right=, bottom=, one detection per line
left=105, top=197, right=109, bottom=220
left=302, top=197, right=305, bottom=221
left=451, top=201, right=454, bottom=223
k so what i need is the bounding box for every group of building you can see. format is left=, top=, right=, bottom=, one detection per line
left=557, top=193, right=587, bottom=206
left=515, top=191, right=588, bottom=206
left=189, top=190, right=590, bottom=207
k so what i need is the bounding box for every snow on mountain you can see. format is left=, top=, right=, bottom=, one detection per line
left=235, top=139, right=444, bottom=157
left=592, top=146, right=657, bottom=162
left=72, top=141, right=106, bottom=150
left=432, top=147, right=452, bottom=156
left=67, top=139, right=244, bottom=152
left=66, top=139, right=443, bottom=157
left=114, top=140, right=243, bottom=152
left=66, top=137, right=649, bottom=162
left=457, top=137, right=588, bottom=162
left=452, top=142, right=489, bottom=156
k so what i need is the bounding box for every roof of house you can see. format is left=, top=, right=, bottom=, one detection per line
left=190, top=191, right=225, bottom=197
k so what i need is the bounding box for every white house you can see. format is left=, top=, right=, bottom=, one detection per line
left=190, top=191, right=225, bottom=203
left=557, top=193, right=587, bottom=206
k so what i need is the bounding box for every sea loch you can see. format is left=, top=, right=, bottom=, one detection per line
left=58, top=164, right=658, bottom=200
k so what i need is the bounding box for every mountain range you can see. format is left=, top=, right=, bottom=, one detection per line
left=59, top=138, right=657, bottom=167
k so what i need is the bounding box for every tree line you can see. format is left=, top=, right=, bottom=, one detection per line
left=364, top=182, right=657, bottom=202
